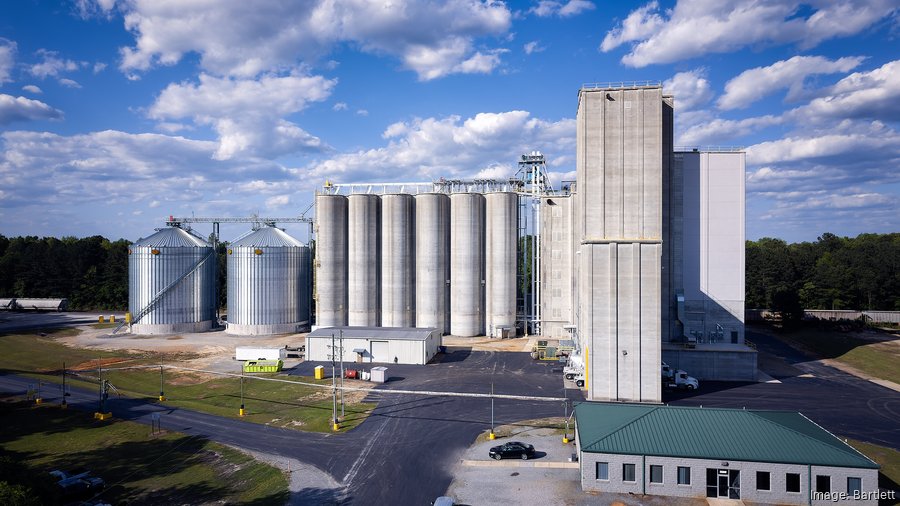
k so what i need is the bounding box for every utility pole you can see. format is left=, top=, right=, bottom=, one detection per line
left=331, top=332, right=338, bottom=431
left=339, top=329, right=345, bottom=419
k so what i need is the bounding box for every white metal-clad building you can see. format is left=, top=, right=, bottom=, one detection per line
left=306, top=326, right=441, bottom=365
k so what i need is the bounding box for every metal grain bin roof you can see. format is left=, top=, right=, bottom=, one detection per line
left=575, top=402, right=878, bottom=469
left=230, top=226, right=305, bottom=248
left=133, top=227, right=209, bottom=247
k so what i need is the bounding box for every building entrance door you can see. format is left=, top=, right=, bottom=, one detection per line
left=717, top=473, right=729, bottom=497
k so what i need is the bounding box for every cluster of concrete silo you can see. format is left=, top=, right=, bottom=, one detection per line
left=315, top=191, right=518, bottom=337
left=128, top=225, right=311, bottom=336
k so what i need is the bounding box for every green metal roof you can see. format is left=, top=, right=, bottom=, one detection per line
left=575, top=402, right=878, bottom=469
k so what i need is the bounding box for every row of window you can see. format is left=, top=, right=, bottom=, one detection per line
left=594, top=462, right=863, bottom=494
left=595, top=463, right=691, bottom=485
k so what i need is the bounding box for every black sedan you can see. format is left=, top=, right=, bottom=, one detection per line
left=488, top=441, right=535, bottom=460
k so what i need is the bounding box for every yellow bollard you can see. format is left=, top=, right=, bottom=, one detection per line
left=489, top=432, right=496, bottom=440
left=158, top=395, right=166, bottom=402
left=110, top=315, right=115, bottom=323
left=35, top=398, right=42, bottom=405
left=562, top=436, right=570, bottom=444
left=125, top=312, right=132, bottom=324
left=98, top=316, right=105, bottom=323
left=239, top=408, right=245, bottom=416
left=333, top=422, right=340, bottom=432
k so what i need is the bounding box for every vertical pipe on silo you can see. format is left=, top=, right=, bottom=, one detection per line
left=450, top=193, right=485, bottom=336
left=315, top=194, right=349, bottom=327
left=485, top=192, right=518, bottom=336
left=381, top=194, right=415, bottom=327
left=415, top=193, right=450, bottom=334
left=348, top=194, right=381, bottom=326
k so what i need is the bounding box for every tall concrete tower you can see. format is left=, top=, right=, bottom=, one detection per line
left=574, top=84, right=672, bottom=402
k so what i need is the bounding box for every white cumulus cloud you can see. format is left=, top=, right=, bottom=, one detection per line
left=0, top=95, right=64, bottom=125
left=531, top=0, right=596, bottom=18
left=602, top=0, right=897, bottom=68
left=22, top=85, right=42, bottom=94
left=790, top=60, right=900, bottom=122
left=0, top=39, right=16, bottom=84
left=718, top=55, right=866, bottom=110
left=29, top=49, right=82, bottom=78
left=149, top=72, right=335, bottom=159
left=663, top=69, right=713, bottom=111
left=105, top=0, right=511, bottom=80
left=307, top=110, right=575, bottom=183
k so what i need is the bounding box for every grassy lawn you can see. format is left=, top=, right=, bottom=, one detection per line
left=846, top=439, right=900, bottom=504
left=766, top=326, right=900, bottom=384
left=0, top=400, right=288, bottom=505
left=0, top=328, right=375, bottom=432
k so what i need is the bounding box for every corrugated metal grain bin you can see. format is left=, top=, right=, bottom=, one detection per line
left=129, top=227, right=216, bottom=335
left=226, top=226, right=311, bottom=335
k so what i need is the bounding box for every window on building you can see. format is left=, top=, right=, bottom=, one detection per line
left=623, top=463, right=636, bottom=482
left=847, top=477, right=861, bottom=495
left=816, top=475, right=831, bottom=493
left=677, top=466, right=691, bottom=485
left=786, top=473, right=801, bottom=493
left=596, top=462, right=608, bottom=481
left=706, top=469, right=718, bottom=498
left=650, top=465, right=663, bottom=484
left=731, top=330, right=738, bottom=343
left=756, top=471, right=770, bottom=491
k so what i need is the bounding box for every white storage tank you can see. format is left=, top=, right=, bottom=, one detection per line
left=129, top=227, right=216, bottom=334
left=315, top=194, right=349, bottom=327
left=226, top=226, right=310, bottom=335
left=485, top=192, right=518, bottom=336
left=348, top=194, right=381, bottom=326
left=380, top=194, right=416, bottom=327
left=415, top=193, right=450, bottom=334
left=450, top=193, right=485, bottom=336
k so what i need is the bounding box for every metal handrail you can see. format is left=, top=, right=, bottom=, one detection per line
left=581, top=80, right=661, bottom=90
left=112, top=248, right=215, bottom=334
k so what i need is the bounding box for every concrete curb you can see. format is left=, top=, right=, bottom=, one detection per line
left=461, top=459, right=579, bottom=469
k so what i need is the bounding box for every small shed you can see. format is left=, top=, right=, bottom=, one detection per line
left=306, top=326, right=441, bottom=365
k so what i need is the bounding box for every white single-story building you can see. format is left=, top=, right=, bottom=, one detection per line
left=306, top=326, right=441, bottom=365
left=575, top=402, right=881, bottom=505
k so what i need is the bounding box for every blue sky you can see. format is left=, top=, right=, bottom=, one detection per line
left=0, top=0, right=897, bottom=244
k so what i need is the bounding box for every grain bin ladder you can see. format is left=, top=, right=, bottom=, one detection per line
left=112, top=248, right=215, bottom=334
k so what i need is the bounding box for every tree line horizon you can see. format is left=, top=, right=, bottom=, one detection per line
left=0, top=232, right=897, bottom=314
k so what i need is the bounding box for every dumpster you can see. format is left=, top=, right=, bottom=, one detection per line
left=344, top=369, right=359, bottom=379
left=242, top=360, right=283, bottom=373
left=370, top=366, right=387, bottom=384
left=314, top=365, right=325, bottom=380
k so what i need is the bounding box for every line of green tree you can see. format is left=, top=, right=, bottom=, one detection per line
left=0, top=235, right=129, bottom=310
left=747, top=232, right=900, bottom=315
left=1, top=232, right=898, bottom=313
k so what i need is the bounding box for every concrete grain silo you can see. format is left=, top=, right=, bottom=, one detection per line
left=450, top=193, right=485, bottom=336
left=415, top=193, right=450, bottom=334
left=128, top=227, right=216, bottom=334
left=380, top=194, right=416, bottom=327
left=485, top=192, right=518, bottom=336
left=315, top=194, right=349, bottom=327
left=348, top=194, right=381, bottom=326
left=225, top=226, right=310, bottom=335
